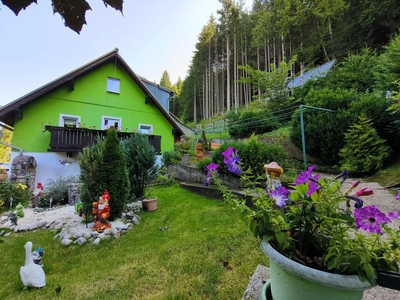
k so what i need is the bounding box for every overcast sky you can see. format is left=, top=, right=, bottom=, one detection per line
left=0, top=0, right=251, bottom=106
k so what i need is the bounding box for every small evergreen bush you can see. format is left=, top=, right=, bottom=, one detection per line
left=121, top=133, right=159, bottom=200
left=78, top=137, right=104, bottom=206
left=340, top=114, right=391, bottom=173
left=96, top=128, right=130, bottom=220
left=197, top=158, right=212, bottom=172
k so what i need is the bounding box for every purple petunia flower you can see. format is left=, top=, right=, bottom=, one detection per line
left=388, top=210, right=400, bottom=219
left=296, top=165, right=317, bottom=185
left=227, top=155, right=242, bottom=175
left=270, top=189, right=288, bottom=207
left=396, top=191, right=400, bottom=201
left=278, top=185, right=290, bottom=196
left=221, top=147, right=237, bottom=164
left=307, top=181, right=320, bottom=196
left=344, top=195, right=364, bottom=208
left=205, top=163, right=219, bottom=177
left=354, top=205, right=391, bottom=234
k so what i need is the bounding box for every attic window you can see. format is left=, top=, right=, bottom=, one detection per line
left=102, top=116, right=121, bottom=130
left=107, top=77, right=120, bottom=94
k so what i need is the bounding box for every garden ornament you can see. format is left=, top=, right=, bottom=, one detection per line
left=20, top=241, right=46, bottom=288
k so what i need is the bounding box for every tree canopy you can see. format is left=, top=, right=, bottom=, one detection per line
left=1, top=0, right=123, bottom=33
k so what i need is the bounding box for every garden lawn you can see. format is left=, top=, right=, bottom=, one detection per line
left=0, top=183, right=268, bottom=300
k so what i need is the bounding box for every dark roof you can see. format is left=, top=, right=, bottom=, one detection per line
left=0, top=49, right=184, bottom=135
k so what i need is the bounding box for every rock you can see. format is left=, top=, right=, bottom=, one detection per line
left=75, top=237, right=87, bottom=245
left=131, top=215, right=141, bottom=225
left=54, top=233, right=61, bottom=240
left=92, top=237, right=101, bottom=245
left=98, top=233, right=105, bottom=239
left=61, top=238, right=73, bottom=246
left=38, top=221, right=47, bottom=228
left=83, top=232, right=91, bottom=239
left=73, top=232, right=83, bottom=239
left=91, top=231, right=99, bottom=238
left=29, top=222, right=39, bottom=230
left=116, top=224, right=130, bottom=230
left=0, top=215, right=8, bottom=222
left=114, top=232, right=121, bottom=239
left=18, top=226, right=30, bottom=232
left=4, top=232, right=11, bottom=237
left=242, top=265, right=270, bottom=300
left=103, top=228, right=112, bottom=235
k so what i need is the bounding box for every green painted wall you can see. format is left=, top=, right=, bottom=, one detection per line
left=12, top=62, right=174, bottom=153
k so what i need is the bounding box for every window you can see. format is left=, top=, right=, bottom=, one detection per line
left=59, top=114, right=81, bottom=128
left=107, top=77, right=120, bottom=94
left=139, top=123, right=153, bottom=134
left=102, top=116, right=122, bottom=130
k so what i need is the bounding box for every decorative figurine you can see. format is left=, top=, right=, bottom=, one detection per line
left=16, top=202, right=24, bottom=218
left=20, top=241, right=46, bottom=288
left=264, top=162, right=284, bottom=193
left=32, top=183, right=44, bottom=208
left=9, top=212, right=18, bottom=226
left=32, top=247, right=44, bottom=266
left=93, top=190, right=111, bottom=233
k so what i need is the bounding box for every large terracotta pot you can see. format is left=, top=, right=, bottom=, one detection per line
left=261, top=240, right=374, bottom=300
left=142, top=198, right=158, bottom=212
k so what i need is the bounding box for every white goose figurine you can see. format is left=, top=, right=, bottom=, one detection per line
left=20, top=241, right=46, bottom=288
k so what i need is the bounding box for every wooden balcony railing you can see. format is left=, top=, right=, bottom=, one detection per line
left=45, top=126, right=162, bottom=154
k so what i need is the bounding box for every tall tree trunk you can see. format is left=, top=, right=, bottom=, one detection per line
left=257, top=46, right=261, bottom=101
left=193, top=82, right=197, bottom=123
left=234, top=32, right=238, bottom=113
left=214, top=37, right=219, bottom=115
left=226, top=35, right=231, bottom=112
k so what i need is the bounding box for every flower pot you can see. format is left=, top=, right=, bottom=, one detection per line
left=261, top=240, right=374, bottom=300
left=142, top=198, right=158, bottom=211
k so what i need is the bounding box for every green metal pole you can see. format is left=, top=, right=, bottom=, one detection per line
left=300, top=105, right=307, bottom=170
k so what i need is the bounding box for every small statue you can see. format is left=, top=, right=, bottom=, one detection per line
left=264, top=162, right=284, bottom=193
left=16, top=202, right=24, bottom=218
left=32, top=183, right=44, bottom=208
left=93, top=190, right=111, bottom=233
left=9, top=212, right=18, bottom=226
left=32, top=247, right=44, bottom=266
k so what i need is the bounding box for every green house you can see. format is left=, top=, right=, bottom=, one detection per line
left=0, top=49, right=183, bottom=188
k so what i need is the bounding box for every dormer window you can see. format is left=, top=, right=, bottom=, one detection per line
left=107, top=77, right=120, bottom=94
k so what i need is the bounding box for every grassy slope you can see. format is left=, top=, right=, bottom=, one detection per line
left=0, top=184, right=267, bottom=300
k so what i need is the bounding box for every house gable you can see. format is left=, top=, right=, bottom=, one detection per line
left=11, top=60, right=176, bottom=153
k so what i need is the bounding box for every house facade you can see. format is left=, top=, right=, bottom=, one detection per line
left=0, top=49, right=183, bottom=187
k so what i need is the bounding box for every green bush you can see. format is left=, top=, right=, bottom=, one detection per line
left=196, top=158, right=212, bottom=172
left=212, top=135, right=286, bottom=178
left=340, top=114, right=391, bottom=173
left=78, top=137, right=104, bottom=205
left=42, top=175, right=79, bottom=206
left=162, top=149, right=181, bottom=167
left=121, top=133, right=159, bottom=200
left=0, top=182, right=31, bottom=212
left=96, top=128, right=130, bottom=220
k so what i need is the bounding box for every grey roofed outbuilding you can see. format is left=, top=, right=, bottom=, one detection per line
left=287, top=60, right=336, bottom=89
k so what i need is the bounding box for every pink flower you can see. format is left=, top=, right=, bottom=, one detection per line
left=355, top=188, right=374, bottom=197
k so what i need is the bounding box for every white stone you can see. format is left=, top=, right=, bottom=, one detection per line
left=30, top=222, right=39, bottom=230
left=19, top=226, right=30, bottom=232
left=83, top=232, right=91, bottom=239
left=103, top=228, right=112, bottom=235
left=4, top=232, right=11, bottom=237
left=113, top=232, right=121, bottom=239
left=73, top=232, right=83, bottom=239
left=92, top=238, right=101, bottom=245
left=116, top=224, right=130, bottom=230
left=75, top=237, right=87, bottom=245
left=98, top=233, right=105, bottom=239
left=0, top=216, right=8, bottom=222
left=38, top=221, right=47, bottom=228
left=91, top=231, right=99, bottom=237
left=103, top=234, right=111, bottom=240
left=53, top=233, right=61, bottom=240
left=61, top=239, right=73, bottom=246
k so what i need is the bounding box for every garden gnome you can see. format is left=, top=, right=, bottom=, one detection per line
left=32, top=247, right=44, bottom=266
left=195, top=140, right=205, bottom=161
left=16, top=202, right=24, bottom=218
left=32, top=183, right=44, bottom=208
left=93, top=190, right=111, bottom=233
left=264, top=162, right=284, bottom=193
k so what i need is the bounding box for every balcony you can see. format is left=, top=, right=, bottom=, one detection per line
left=45, top=126, right=162, bottom=154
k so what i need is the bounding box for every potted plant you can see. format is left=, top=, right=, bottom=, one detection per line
left=142, top=188, right=157, bottom=212
left=206, top=147, right=400, bottom=300
left=175, top=135, right=192, bottom=164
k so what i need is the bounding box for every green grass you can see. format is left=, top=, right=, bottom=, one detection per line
left=366, top=152, right=400, bottom=190
left=0, top=184, right=267, bottom=299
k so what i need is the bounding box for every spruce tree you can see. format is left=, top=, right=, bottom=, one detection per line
left=340, top=114, right=391, bottom=173
left=96, top=128, right=130, bottom=220
left=121, top=133, right=159, bottom=200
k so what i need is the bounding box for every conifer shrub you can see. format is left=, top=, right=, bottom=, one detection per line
left=121, top=133, right=159, bottom=200
left=78, top=137, right=104, bottom=207
left=340, top=114, right=391, bottom=173
left=96, top=128, right=130, bottom=220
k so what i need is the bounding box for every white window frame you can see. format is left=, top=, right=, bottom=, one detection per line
left=102, top=116, right=122, bottom=130
left=106, top=77, right=120, bottom=94
left=59, top=114, right=81, bottom=128
left=139, top=123, right=153, bottom=135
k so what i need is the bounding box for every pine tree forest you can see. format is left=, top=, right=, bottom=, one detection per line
left=165, top=0, right=400, bottom=123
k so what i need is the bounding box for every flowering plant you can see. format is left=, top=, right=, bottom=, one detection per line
left=207, top=147, right=400, bottom=284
